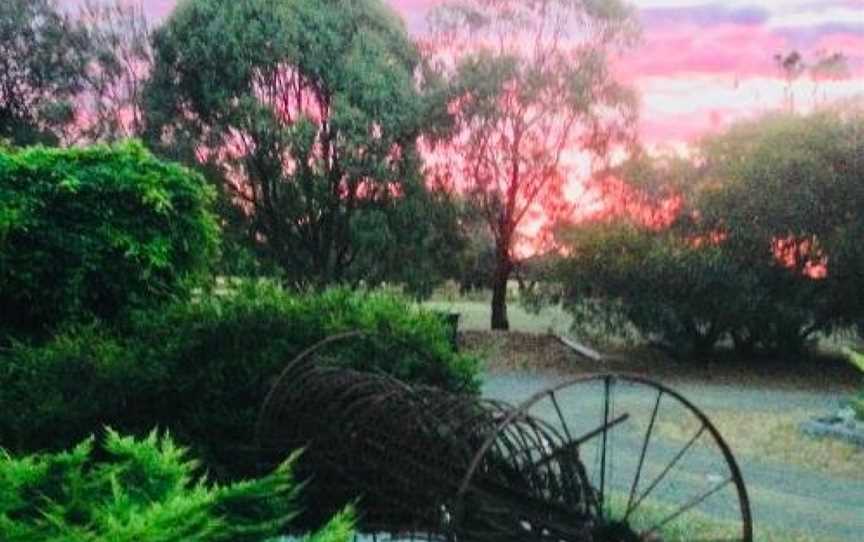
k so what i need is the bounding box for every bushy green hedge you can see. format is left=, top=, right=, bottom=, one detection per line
left=555, top=223, right=746, bottom=356
left=556, top=109, right=864, bottom=358
left=0, top=141, right=219, bottom=341
left=0, top=282, right=481, bottom=477
left=0, top=428, right=354, bottom=541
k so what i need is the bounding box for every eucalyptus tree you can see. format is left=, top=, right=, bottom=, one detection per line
left=75, top=0, right=152, bottom=142
left=144, top=0, right=458, bottom=291
left=0, top=0, right=89, bottom=145
left=429, top=0, right=639, bottom=329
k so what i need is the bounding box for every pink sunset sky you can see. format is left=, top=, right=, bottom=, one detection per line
left=64, top=0, right=864, bottom=149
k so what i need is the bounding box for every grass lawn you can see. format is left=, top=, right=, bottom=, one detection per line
left=423, top=298, right=573, bottom=334
left=425, top=297, right=861, bottom=392
left=606, top=493, right=842, bottom=542
left=655, top=407, right=864, bottom=481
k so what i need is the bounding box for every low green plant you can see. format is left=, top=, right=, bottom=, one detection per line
left=0, top=428, right=354, bottom=542
left=0, top=283, right=481, bottom=478
left=842, top=347, right=864, bottom=421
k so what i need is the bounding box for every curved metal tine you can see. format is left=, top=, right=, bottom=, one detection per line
left=625, top=423, right=707, bottom=520
left=626, top=388, right=663, bottom=514
left=640, top=476, right=734, bottom=539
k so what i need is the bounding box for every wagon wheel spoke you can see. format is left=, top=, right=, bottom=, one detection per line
left=627, top=388, right=662, bottom=514
left=458, top=374, right=753, bottom=542
left=640, top=475, right=734, bottom=538
left=624, top=423, right=707, bottom=520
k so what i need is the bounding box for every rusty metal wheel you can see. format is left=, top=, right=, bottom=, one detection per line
left=455, top=374, right=753, bottom=542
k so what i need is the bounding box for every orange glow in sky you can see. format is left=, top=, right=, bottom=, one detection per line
left=61, top=0, right=864, bottom=256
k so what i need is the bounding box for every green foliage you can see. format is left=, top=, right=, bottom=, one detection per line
left=0, top=0, right=89, bottom=145
left=695, top=108, right=864, bottom=353
left=556, top=222, right=744, bottom=356
left=0, top=141, right=219, bottom=340
left=428, top=0, right=638, bottom=329
left=144, top=0, right=460, bottom=293
left=843, top=347, right=864, bottom=421
left=558, top=108, right=864, bottom=357
left=0, top=283, right=480, bottom=477
left=0, top=429, right=354, bottom=541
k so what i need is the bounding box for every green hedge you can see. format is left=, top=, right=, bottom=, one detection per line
left=0, top=141, right=219, bottom=341
left=0, top=283, right=481, bottom=478
left=556, top=223, right=746, bottom=356
left=0, top=428, right=353, bottom=541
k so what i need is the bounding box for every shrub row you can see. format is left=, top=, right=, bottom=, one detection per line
left=0, top=282, right=481, bottom=478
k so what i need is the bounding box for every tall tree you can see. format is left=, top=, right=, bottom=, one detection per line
left=774, top=50, right=806, bottom=113
left=0, top=0, right=89, bottom=145
left=429, top=0, right=638, bottom=329
left=75, top=0, right=152, bottom=142
left=809, top=51, right=849, bottom=107
left=144, top=0, right=458, bottom=292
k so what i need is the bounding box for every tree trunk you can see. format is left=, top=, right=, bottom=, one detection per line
left=490, top=248, right=512, bottom=330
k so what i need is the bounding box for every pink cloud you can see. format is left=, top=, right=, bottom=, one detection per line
left=812, top=32, right=864, bottom=76
left=388, top=0, right=441, bottom=10
left=60, top=0, right=175, bottom=20
left=54, top=0, right=862, bottom=149
left=638, top=107, right=745, bottom=145
left=615, top=23, right=788, bottom=80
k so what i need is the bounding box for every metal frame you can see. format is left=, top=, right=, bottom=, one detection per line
left=256, top=333, right=753, bottom=542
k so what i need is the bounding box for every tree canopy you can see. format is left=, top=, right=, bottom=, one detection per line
left=0, top=0, right=89, bottom=145
left=144, top=0, right=460, bottom=293
left=429, top=0, right=638, bottom=329
left=554, top=106, right=864, bottom=356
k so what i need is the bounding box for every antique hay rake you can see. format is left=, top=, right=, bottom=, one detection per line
left=256, top=331, right=752, bottom=541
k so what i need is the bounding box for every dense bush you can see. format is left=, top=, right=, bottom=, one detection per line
left=0, top=283, right=481, bottom=477
left=556, top=108, right=864, bottom=358
left=555, top=223, right=745, bottom=356
left=694, top=109, right=864, bottom=354
left=0, top=428, right=353, bottom=541
left=0, top=141, right=219, bottom=341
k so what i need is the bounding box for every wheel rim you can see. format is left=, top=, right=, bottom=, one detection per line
left=456, top=373, right=753, bottom=542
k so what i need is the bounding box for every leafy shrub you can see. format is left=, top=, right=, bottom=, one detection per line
left=0, top=325, right=132, bottom=452
left=844, top=347, right=864, bottom=422
left=0, top=428, right=353, bottom=541
left=555, top=222, right=745, bottom=356
left=0, top=283, right=481, bottom=477
left=695, top=109, right=864, bottom=354
left=562, top=109, right=864, bottom=358
left=0, top=141, right=219, bottom=341
left=123, top=282, right=480, bottom=475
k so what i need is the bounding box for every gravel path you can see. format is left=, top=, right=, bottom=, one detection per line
left=483, top=371, right=864, bottom=542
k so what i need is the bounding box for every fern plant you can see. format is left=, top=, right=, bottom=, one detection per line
left=0, top=429, right=353, bottom=541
